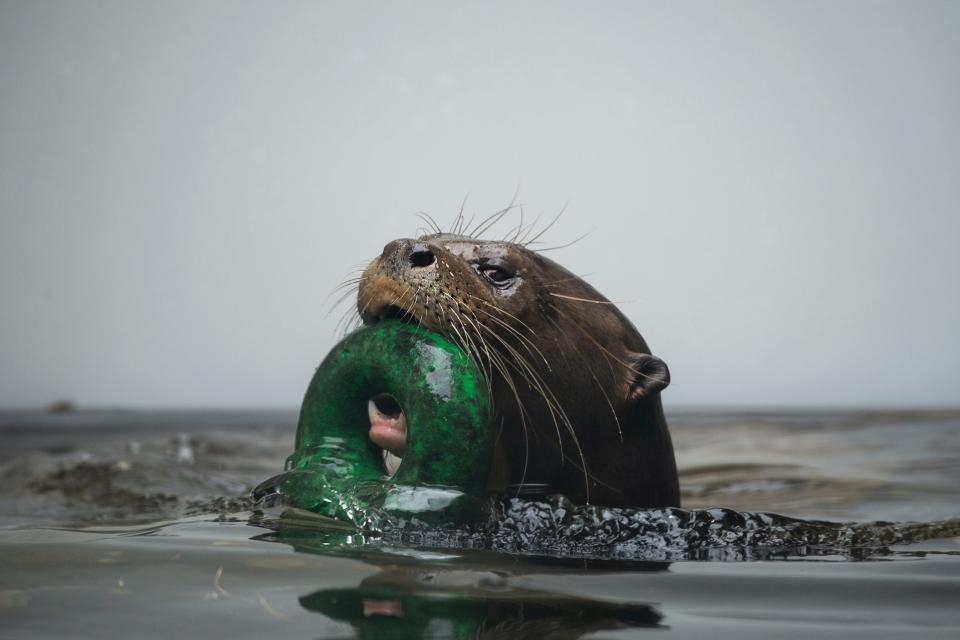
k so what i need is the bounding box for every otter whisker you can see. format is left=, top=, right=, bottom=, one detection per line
left=480, top=335, right=534, bottom=489
left=358, top=285, right=415, bottom=333
left=453, top=308, right=497, bottom=396
left=441, top=293, right=502, bottom=401
left=351, top=286, right=408, bottom=336
left=438, top=296, right=535, bottom=489
left=457, top=290, right=543, bottom=347
left=382, top=286, right=418, bottom=331
left=470, top=207, right=514, bottom=240
left=531, top=227, right=594, bottom=252
left=461, top=291, right=540, bottom=338
left=443, top=308, right=517, bottom=462
left=541, top=273, right=596, bottom=287
left=512, top=205, right=525, bottom=242
left=547, top=292, right=637, bottom=305
left=550, top=302, right=633, bottom=374
left=323, top=267, right=367, bottom=325
left=476, top=322, right=577, bottom=463
left=550, top=302, right=665, bottom=386
left=460, top=213, right=476, bottom=237
left=334, top=307, right=360, bottom=337
left=330, top=282, right=364, bottom=335
left=328, top=263, right=368, bottom=292
left=521, top=201, right=567, bottom=247
left=416, top=211, right=443, bottom=235
left=449, top=194, right=470, bottom=236
left=467, top=327, right=503, bottom=419
left=483, top=333, right=566, bottom=438
left=445, top=304, right=491, bottom=388
left=329, top=285, right=363, bottom=310
left=468, top=190, right=522, bottom=239
left=347, top=315, right=363, bottom=333
left=503, top=205, right=526, bottom=243
left=330, top=283, right=362, bottom=313
left=512, top=211, right=542, bottom=245
left=515, top=214, right=543, bottom=246
left=492, top=355, right=533, bottom=492
left=330, top=282, right=359, bottom=309
left=410, top=284, right=425, bottom=332
left=334, top=295, right=361, bottom=332
left=471, top=304, right=551, bottom=370
left=441, top=289, right=547, bottom=384
left=329, top=276, right=364, bottom=294
left=481, top=332, right=590, bottom=501
left=455, top=292, right=574, bottom=451
left=543, top=313, right=624, bottom=443
left=354, top=285, right=381, bottom=323
left=556, top=452, right=622, bottom=495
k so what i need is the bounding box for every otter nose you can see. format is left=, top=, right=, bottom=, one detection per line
left=380, top=239, right=436, bottom=270
left=380, top=239, right=404, bottom=260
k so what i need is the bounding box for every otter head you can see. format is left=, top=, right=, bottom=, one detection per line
left=356, top=233, right=678, bottom=507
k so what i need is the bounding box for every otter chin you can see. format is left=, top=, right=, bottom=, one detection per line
left=355, top=230, right=680, bottom=508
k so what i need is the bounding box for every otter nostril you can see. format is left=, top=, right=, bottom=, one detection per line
left=409, top=248, right=435, bottom=268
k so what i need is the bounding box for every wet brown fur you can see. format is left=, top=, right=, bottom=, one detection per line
left=354, top=229, right=680, bottom=508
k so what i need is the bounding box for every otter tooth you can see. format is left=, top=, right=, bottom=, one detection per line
left=367, top=399, right=381, bottom=424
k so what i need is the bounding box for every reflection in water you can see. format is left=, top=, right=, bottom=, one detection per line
left=300, top=582, right=663, bottom=639
left=256, top=524, right=667, bottom=639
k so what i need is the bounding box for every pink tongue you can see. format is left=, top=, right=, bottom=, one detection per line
left=368, top=400, right=407, bottom=457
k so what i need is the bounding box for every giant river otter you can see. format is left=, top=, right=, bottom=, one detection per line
left=354, top=214, right=679, bottom=508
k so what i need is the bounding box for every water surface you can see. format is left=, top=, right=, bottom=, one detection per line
left=1, top=409, right=958, bottom=638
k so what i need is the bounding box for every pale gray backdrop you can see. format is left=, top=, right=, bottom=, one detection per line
left=1, top=1, right=958, bottom=409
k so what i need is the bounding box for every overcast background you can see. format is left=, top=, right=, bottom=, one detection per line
left=1, top=1, right=957, bottom=409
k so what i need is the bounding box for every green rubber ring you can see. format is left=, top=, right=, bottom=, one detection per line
left=282, top=320, right=494, bottom=524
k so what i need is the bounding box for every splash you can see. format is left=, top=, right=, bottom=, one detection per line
left=251, top=490, right=960, bottom=562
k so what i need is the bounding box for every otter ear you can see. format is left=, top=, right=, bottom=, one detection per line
left=628, top=353, right=670, bottom=402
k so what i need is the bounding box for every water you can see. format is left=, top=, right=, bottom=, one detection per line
left=2, top=409, right=959, bottom=638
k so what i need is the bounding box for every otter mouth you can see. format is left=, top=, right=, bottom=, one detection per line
left=366, top=304, right=418, bottom=325
left=368, top=393, right=406, bottom=477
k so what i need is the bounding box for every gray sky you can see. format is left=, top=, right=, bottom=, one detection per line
left=1, top=1, right=958, bottom=409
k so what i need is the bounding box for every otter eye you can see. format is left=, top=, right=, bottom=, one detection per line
left=479, top=265, right=515, bottom=288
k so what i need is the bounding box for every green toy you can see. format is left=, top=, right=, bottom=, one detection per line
left=281, top=321, right=494, bottom=526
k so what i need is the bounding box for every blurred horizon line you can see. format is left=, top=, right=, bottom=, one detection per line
left=2, top=403, right=958, bottom=415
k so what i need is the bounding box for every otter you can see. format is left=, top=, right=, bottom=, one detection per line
left=355, top=223, right=679, bottom=508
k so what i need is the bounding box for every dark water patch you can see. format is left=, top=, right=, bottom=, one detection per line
left=0, top=429, right=277, bottom=527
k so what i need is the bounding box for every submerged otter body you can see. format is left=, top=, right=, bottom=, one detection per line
left=357, top=233, right=679, bottom=508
